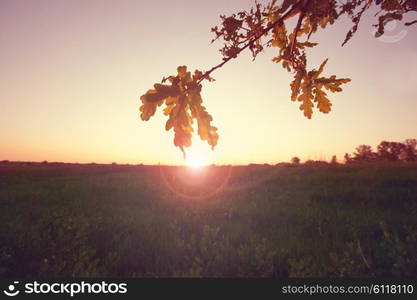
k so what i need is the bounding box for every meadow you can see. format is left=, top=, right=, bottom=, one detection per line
left=0, top=162, right=416, bottom=277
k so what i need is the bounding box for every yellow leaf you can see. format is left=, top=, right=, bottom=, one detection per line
left=298, top=78, right=314, bottom=119
left=163, top=103, right=175, bottom=116
left=139, top=100, right=159, bottom=121
left=315, top=88, right=332, bottom=113
left=290, top=71, right=303, bottom=101
left=299, top=97, right=313, bottom=119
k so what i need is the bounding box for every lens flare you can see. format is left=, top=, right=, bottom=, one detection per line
left=159, top=165, right=232, bottom=200
left=185, top=153, right=207, bottom=168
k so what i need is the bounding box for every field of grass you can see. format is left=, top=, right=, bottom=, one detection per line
left=1, top=162, right=416, bottom=278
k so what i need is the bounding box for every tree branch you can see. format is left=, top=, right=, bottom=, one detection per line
left=289, top=10, right=306, bottom=69
left=197, top=0, right=305, bottom=84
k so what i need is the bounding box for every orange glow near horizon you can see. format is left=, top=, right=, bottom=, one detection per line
left=186, top=158, right=205, bottom=169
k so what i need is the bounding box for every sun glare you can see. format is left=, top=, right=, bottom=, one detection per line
left=183, top=139, right=216, bottom=168
left=186, top=153, right=207, bottom=168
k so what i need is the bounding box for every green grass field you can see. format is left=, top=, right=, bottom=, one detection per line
left=1, top=162, right=416, bottom=277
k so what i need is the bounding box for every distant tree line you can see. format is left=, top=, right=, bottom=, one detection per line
left=345, top=139, right=417, bottom=163
left=290, top=139, right=417, bottom=165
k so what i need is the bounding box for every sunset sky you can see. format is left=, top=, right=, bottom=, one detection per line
left=1, top=0, right=416, bottom=165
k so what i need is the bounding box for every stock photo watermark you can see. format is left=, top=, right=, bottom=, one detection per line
left=372, top=18, right=408, bottom=43
left=2, top=281, right=127, bottom=297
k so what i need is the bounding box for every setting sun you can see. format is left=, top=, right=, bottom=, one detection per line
left=185, top=153, right=207, bottom=168
left=183, top=139, right=214, bottom=168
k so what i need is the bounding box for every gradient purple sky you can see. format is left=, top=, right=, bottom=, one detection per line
left=1, top=0, right=416, bottom=165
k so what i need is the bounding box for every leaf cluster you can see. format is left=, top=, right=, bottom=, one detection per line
left=139, top=0, right=416, bottom=153
left=140, top=67, right=218, bottom=155
left=211, top=0, right=351, bottom=118
left=290, top=59, right=350, bottom=118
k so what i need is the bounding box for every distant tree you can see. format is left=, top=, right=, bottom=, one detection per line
left=402, top=139, right=417, bottom=162
left=405, top=138, right=417, bottom=149
left=353, top=145, right=377, bottom=162
left=139, top=0, right=417, bottom=156
left=291, top=156, right=300, bottom=165
left=377, top=141, right=406, bottom=161
left=330, top=155, right=337, bottom=164
left=344, top=153, right=352, bottom=164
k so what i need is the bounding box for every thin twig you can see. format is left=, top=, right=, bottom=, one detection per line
left=289, top=10, right=306, bottom=68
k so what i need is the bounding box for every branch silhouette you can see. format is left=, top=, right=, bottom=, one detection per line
left=197, top=0, right=305, bottom=84
left=139, top=0, right=415, bottom=153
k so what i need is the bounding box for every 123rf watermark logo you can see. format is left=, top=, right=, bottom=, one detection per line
left=3, top=281, right=127, bottom=297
